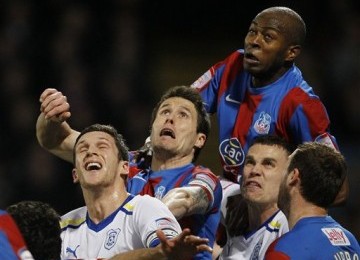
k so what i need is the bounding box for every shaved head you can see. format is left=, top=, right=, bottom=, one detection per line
left=256, top=6, right=306, bottom=46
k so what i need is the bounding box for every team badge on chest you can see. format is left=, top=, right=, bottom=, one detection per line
left=104, top=228, right=120, bottom=250
left=253, top=111, right=271, bottom=134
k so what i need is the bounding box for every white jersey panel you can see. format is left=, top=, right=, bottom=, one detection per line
left=60, top=194, right=181, bottom=259
left=220, top=210, right=288, bottom=260
left=219, top=177, right=241, bottom=224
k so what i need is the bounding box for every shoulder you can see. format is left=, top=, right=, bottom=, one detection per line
left=226, top=49, right=244, bottom=61
left=268, top=211, right=289, bottom=233
left=211, top=49, right=245, bottom=74
left=190, top=165, right=221, bottom=188
left=60, top=206, right=87, bottom=230
left=130, top=194, right=167, bottom=209
left=192, top=165, right=218, bottom=179
left=220, top=49, right=245, bottom=71
left=265, top=237, right=291, bottom=260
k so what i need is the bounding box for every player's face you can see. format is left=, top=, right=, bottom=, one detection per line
left=241, top=144, right=289, bottom=208
left=73, top=131, right=127, bottom=189
left=243, top=11, right=290, bottom=81
left=150, top=97, right=205, bottom=161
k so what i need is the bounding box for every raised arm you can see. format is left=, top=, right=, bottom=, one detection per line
left=161, top=186, right=211, bottom=220
left=36, top=88, right=80, bottom=163
left=109, top=228, right=212, bottom=260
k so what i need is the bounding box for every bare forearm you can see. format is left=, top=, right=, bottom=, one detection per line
left=36, top=113, right=78, bottom=163
left=109, top=247, right=166, bottom=260
left=162, top=187, right=210, bottom=219
left=110, top=229, right=212, bottom=260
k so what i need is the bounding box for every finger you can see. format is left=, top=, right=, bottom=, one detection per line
left=175, top=228, right=191, bottom=242
left=43, top=102, right=70, bottom=120
left=56, top=111, right=72, bottom=122
left=156, top=229, right=167, bottom=242
left=41, top=95, right=69, bottom=118
left=184, top=235, right=209, bottom=244
left=196, top=245, right=213, bottom=253
left=41, top=92, right=67, bottom=113
left=39, top=88, right=58, bottom=103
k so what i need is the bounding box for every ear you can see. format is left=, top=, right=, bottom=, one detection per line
left=119, top=160, right=129, bottom=177
left=194, top=133, right=206, bottom=149
left=285, top=45, right=301, bottom=63
left=72, top=168, right=79, bottom=183
left=288, top=168, right=300, bottom=187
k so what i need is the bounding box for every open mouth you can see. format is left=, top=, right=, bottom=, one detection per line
left=245, top=181, right=261, bottom=188
left=244, top=52, right=259, bottom=62
left=85, top=162, right=102, bottom=171
left=160, top=128, right=175, bottom=139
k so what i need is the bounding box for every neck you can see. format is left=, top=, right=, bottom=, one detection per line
left=151, top=152, right=193, bottom=171
left=247, top=202, right=279, bottom=231
left=287, top=196, right=328, bottom=229
left=252, top=66, right=291, bottom=88
left=82, top=187, right=128, bottom=224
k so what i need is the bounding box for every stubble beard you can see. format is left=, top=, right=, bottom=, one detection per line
left=277, top=181, right=291, bottom=218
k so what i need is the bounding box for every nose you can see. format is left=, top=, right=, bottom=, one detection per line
left=247, top=33, right=261, bottom=47
left=85, top=145, right=99, bottom=157
left=164, top=113, right=174, bottom=124
left=249, top=163, right=262, bottom=177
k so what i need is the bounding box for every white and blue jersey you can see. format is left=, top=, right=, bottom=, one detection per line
left=60, top=194, right=181, bottom=259
left=265, top=216, right=360, bottom=259
left=220, top=210, right=288, bottom=260
left=191, top=49, right=337, bottom=182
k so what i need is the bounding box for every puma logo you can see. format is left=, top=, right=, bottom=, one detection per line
left=66, top=245, right=80, bottom=258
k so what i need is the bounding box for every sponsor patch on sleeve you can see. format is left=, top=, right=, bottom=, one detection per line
left=321, top=228, right=350, bottom=246
left=155, top=217, right=178, bottom=230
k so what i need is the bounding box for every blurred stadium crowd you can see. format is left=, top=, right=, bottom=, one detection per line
left=0, top=0, right=359, bottom=238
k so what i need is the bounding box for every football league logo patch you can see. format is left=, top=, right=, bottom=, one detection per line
left=190, top=69, right=212, bottom=89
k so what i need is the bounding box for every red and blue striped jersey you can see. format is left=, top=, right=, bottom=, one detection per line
left=191, top=49, right=337, bottom=182
left=127, top=163, right=222, bottom=260
left=265, top=216, right=360, bottom=259
left=0, top=210, right=33, bottom=260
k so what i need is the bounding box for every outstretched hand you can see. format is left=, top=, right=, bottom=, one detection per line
left=157, top=228, right=212, bottom=260
left=39, top=88, right=71, bottom=123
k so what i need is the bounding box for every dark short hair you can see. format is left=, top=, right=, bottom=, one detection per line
left=288, top=142, right=347, bottom=208
left=150, top=86, right=211, bottom=162
left=7, top=201, right=61, bottom=260
left=250, top=135, right=294, bottom=155
left=73, top=124, right=129, bottom=163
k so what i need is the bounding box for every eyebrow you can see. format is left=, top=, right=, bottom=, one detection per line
left=159, top=103, right=192, bottom=114
left=245, top=154, right=277, bottom=162
left=251, top=21, right=282, bottom=34
left=76, top=136, right=111, bottom=147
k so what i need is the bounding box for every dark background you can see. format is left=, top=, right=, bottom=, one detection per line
left=0, top=0, right=359, bottom=238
